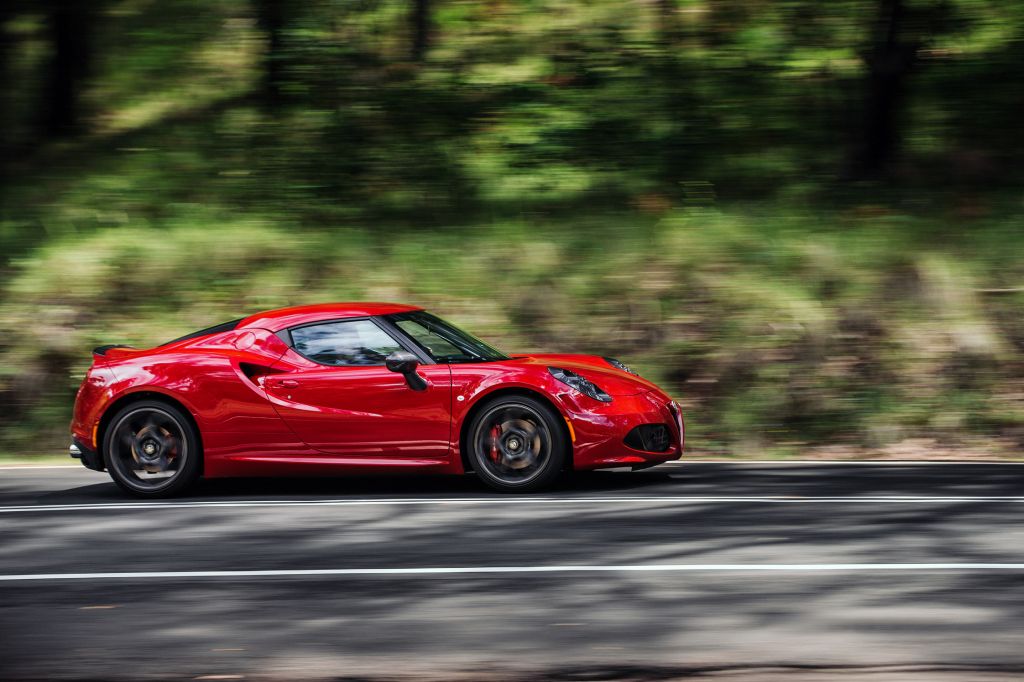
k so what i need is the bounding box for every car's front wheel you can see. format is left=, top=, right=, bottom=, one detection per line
left=467, top=395, right=568, bottom=492
left=102, top=400, right=201, bottom=498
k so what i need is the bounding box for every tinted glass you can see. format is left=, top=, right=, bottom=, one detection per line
left=290, top=319, right=404, bottom=366
left=388, top=311, right=507, bottom=363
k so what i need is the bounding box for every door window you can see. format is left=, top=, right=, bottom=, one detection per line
left=290, top=319, right=404, bottom=366
left=394, top=319, right=465, bottom=360
left=389, top=311, right=506, bottom=363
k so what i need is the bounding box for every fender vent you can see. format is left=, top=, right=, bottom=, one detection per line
left=624, top=424, right=671, bottom=453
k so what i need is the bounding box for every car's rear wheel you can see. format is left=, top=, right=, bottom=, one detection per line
left=102, top=400, right=201, bottom=498
left=468, top=395, right=567, bottom=492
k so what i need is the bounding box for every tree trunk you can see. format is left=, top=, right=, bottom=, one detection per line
left=255, top=0, right=285, bottom=108
left=657, top=0, right=679, bottom=46
left=44, top=0, right=93, bottom=136
left=853, top=0, right=917, bottom=177
left=0, top=3, right=16, bottom=171
left=411, top=0, right=430, bottom=61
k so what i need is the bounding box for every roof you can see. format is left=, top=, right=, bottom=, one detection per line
left=238, top=302, right=422, bottom=332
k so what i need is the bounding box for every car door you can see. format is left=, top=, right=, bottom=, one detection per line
left=262, top=318, right=452, bottom=459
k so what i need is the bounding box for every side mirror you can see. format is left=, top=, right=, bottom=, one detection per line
left=385, top=351, right=428, bottom=391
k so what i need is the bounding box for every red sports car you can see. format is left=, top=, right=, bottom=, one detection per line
left=70, top=303, right=684, bottom=496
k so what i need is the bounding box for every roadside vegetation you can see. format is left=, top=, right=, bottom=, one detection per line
left=2, top=0, right=1023, bottom=458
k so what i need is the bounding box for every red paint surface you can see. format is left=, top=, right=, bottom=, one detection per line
left=72, top=303, right=684, bottom=478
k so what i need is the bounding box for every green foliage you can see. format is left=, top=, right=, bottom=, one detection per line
left=1, top=0, right=1023, bottom=457
left=3, top=207, right=1024, bottom=456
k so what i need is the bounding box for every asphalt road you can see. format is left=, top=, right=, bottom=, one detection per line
left=2, top=461, right=1024, bottom=681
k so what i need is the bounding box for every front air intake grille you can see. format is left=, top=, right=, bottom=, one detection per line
left=624, top=424, right=672, bottom=453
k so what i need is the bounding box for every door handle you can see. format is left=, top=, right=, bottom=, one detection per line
left=276, top=379, right=300, bottom=388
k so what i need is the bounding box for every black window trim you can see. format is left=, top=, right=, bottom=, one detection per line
left=374, top=315, right=436, bottom=365
left=161, top=317, right=246, bottom=347
left=281, top=316, right=435, bottom=367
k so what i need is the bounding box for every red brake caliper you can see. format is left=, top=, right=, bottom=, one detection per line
left=489, top=424, right=502, bottom=462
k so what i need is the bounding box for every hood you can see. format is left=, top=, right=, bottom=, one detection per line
left=510, top=353, right=662, bottom=397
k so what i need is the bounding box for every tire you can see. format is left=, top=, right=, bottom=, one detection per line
left=102, top=400, right=202, bottom=498
left=467, top=395, right=568, bottom=493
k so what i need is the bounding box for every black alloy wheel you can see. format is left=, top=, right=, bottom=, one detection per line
left=468, top=395, right=567, bottom=492
left=102, top=400, right=201, bottom=497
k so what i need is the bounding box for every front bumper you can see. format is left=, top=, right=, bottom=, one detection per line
left=561, top=390, right=684, bottom=471
left=70, top=438, right=104, bottom=471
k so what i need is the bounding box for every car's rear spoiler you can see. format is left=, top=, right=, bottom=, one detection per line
left=93, top=344, right=133, bottom=357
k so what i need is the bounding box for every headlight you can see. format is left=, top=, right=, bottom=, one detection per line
left=548, top=367, right=613, bottom=403
left=603, top=356, right=637, bottom=375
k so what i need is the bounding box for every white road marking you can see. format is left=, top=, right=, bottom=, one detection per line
left=0, top=465, right=83, bottom=470
left=1, top=495, right=1024, bottom=514
left=3, top=563, right=1024, bottom=581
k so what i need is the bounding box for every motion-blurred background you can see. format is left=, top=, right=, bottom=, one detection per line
left=1, top=0, right=1022, bottom=460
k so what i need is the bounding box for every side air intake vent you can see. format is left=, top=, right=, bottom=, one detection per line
left=239, top=362, right=287, bottom=385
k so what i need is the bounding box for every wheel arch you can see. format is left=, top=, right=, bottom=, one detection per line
left=97, top=390, right=205, bottom=474
left=457, top=387, right=573, bottom=473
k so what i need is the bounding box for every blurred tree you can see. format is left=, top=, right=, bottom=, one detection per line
left=657, top=0, right=680, bottom=46
left=43, top=0, right=95, bottom=136
left=255, top=0, right=286, bottom=107
left=0, top=3, right=15, bottom=173
left=853, top=0, right=918, bottom=176
left=411, top=0, right=431, bottom=61
left=852, top=0, right=962, bottom=177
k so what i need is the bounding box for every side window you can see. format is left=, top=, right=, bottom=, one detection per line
left=290, top=320, right=404, bottom=367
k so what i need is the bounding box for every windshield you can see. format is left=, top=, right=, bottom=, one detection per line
left=386, top=311, right=508, bottom=363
